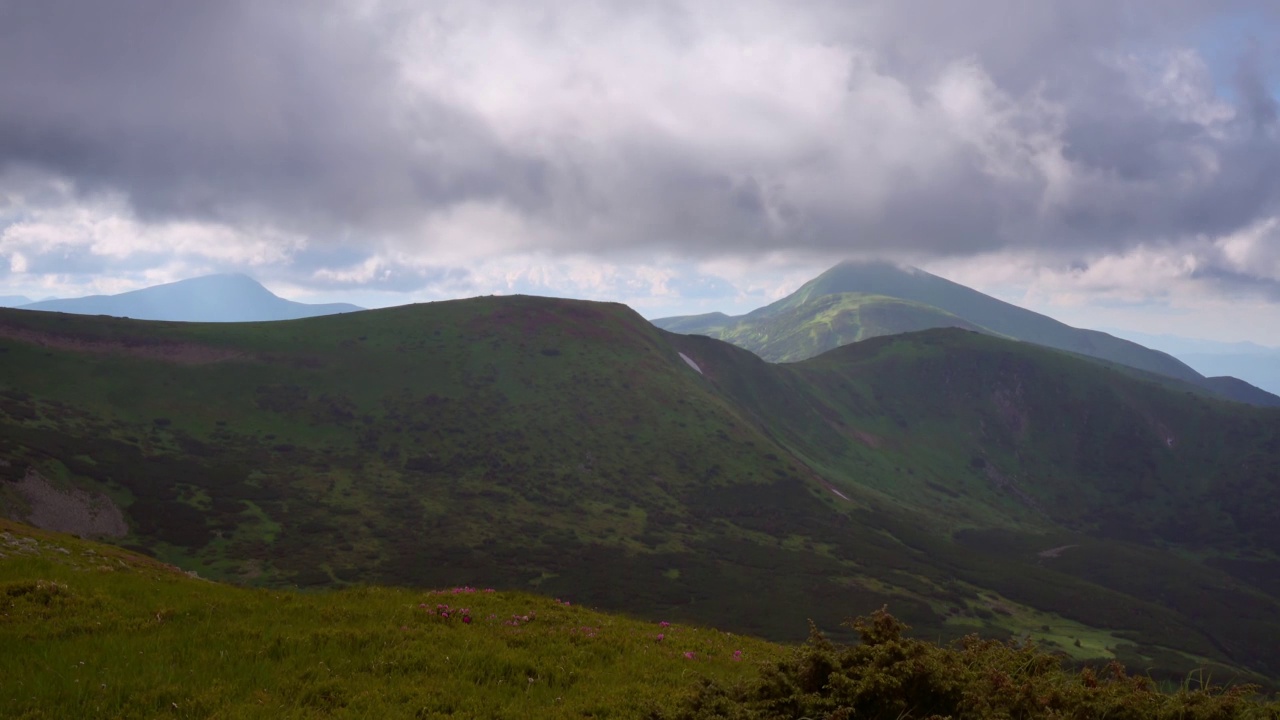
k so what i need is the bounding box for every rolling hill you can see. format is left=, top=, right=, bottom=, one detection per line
left=17, top=273, right=362, bottom=322
left=2, top=296, right=1280, bottom=682
left=652, top=261, right=1280, bottom=407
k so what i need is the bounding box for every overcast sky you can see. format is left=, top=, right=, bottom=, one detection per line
left=2, top=1, right=1279, bottom=342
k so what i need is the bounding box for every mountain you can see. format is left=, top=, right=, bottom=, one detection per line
left=1108, top=329, right=1280, bottom=397
left=17, top=274, right=362, bottom=322
left=0, top=295, right=31, bottom=308
left=652, top=261, right=1280, bottom=406
left=3, top=296, right=1280, bottom=681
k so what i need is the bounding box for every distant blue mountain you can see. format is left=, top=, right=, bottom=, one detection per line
left=0, top=295, right=31, bottom=308
left=18, top=274, right=362, bottom=322
left=1107, top=329, right=1280, bottom=397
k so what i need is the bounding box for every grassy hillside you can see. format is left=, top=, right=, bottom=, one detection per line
left=666, top=329, right=1280, bottom=677
left=3, top=297, right=1280, bottom=684
left=4, top=520, right=1276, bottom=719
left=0, top=519, right=781, bottom=719
left=652, top=261, right=1280, bottom=406
left=0, top=298, right=921, bottom=642
left=683, top=293, right=993, bottom=363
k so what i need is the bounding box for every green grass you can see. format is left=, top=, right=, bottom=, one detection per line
left=5, top=521, right=1276, bottom=719
left=0, top=519, right=783, bottom=719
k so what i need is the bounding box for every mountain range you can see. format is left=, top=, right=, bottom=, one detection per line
left=14, top=274, right=361, bottom=322
left=3, top=295, right=1280, bottom=682
left=1107, top=330, right=1280, bottom=398
left=7, top=266, right=1272, bottom=403
left=653, top=261, right=1280, bottom=407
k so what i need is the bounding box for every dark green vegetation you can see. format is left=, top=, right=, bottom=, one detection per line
left=652, top=261, right=1280, bottom=406
left=664, top=610, right=1280, bottom=720
left=2, top=295, right=1280, bottom=687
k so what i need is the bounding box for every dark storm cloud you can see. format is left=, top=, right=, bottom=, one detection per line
left=1236, top=42, right=1280, bottom=128
left=1190, top=265, right=1280, bottom=302
left=2, top=0, right=1280, bottom=281
left=0, top=0, right=544, bottom=235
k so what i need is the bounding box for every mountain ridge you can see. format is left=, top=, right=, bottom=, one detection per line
left=653, top=260, right=1280, bottom=407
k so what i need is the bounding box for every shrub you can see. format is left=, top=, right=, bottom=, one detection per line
left=661, top=609, right=1279, bottom=720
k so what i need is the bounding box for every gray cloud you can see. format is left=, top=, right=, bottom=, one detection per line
left=2, top=0, right=1279, bottom=290
left=0, top=1, right=543, bottom=235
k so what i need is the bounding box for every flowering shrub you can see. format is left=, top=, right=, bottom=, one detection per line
left=505, top=613, right=535, bottom=627
left=419, top=602, right=472, bottom=624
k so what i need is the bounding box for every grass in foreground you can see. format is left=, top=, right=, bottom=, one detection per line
left=4, top=519, right=1278, bottom=719
left=0, top=520, right=780, bottom=719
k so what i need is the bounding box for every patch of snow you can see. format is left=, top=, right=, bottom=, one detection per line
left=678, top=352, right=702, bottom=375
left=1037, top=544, right=1079, bottom=559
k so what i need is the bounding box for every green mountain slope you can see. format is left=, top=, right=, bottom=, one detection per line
left=3, top=297, right=1280, bottom=681
left=652, top=261, right=1280, bottom=406
left=694, top=292, right=993, bottom=363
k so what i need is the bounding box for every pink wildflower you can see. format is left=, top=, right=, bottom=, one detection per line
left=658, top=621, right=671, bottom=628
left=656, top=633, right=665, bottom=642
left=733, top=650, right=743, bottom=661
left=683, top=652, right=695, bottom=660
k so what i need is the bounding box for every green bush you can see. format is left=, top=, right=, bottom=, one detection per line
left=662, top=609, right=1280, bottom=720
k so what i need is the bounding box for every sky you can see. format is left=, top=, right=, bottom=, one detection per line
left=1, top=1, right=1279, bottom=343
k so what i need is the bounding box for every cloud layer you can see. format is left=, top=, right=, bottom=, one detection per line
left=1, top=1, right=1278, bottom=321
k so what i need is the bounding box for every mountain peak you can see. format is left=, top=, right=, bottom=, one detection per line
left=18, top=274, right=361, bottom=322
left=654, top=259, right=1280, bottom=406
